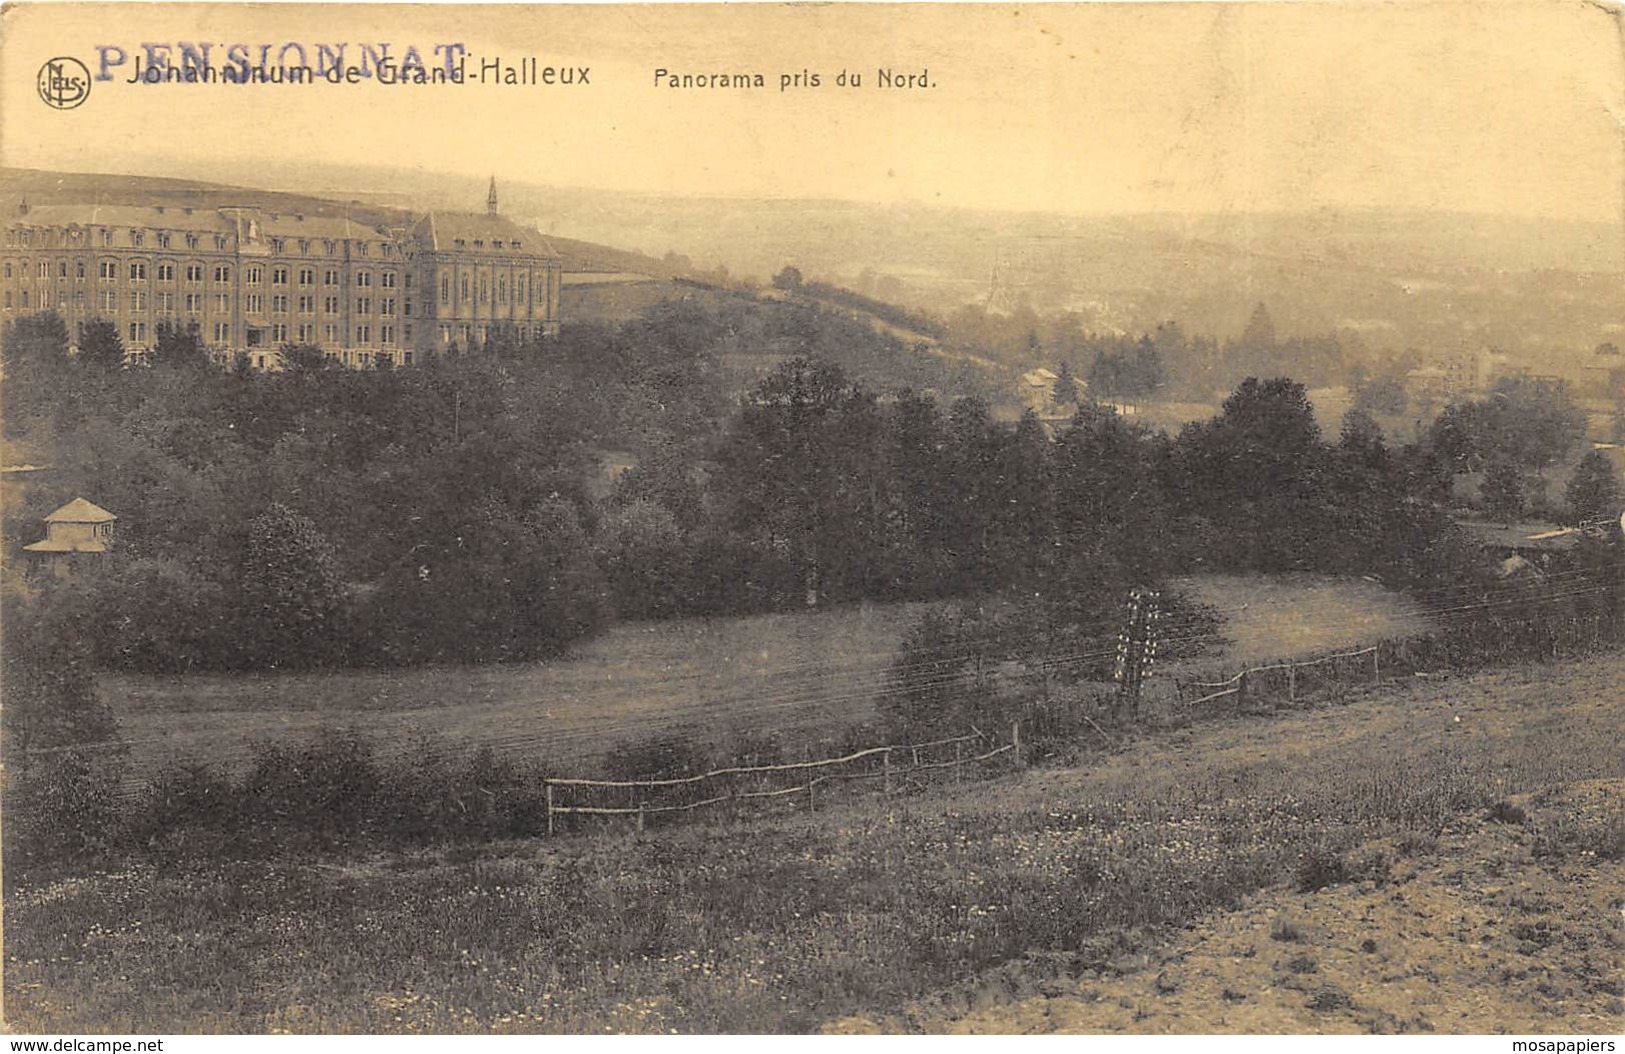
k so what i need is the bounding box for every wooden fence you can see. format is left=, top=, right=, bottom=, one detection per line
left=543, top=723, right=1022, bottom=833
left=1179, top=645, right=1381, bottom=708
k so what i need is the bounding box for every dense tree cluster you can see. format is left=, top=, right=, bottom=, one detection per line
left=2, top=294, right=1506, bottom=676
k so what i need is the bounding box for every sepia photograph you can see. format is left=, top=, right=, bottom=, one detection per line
left=0, top=0, right=1622, bottom=1038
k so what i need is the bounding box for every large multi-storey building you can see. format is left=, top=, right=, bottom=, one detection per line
left=0, top=179, right=561, bottom=367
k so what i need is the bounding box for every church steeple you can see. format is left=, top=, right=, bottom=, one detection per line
left=486, top=176, right=498, bottom=216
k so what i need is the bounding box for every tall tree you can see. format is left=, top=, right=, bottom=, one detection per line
left=151, top=319, right=209, bottom=370
left=77, top=318, right=125, bottom=371
left=1052, top=361, right=1079, bottom=406
left=1481, top=459, right=1526, bottom=526
left=1565, top=448, right=1621, bottom=525
left=234, top=503, right=347, bottom=668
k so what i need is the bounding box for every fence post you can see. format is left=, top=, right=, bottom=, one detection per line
left=1371, top=648, right=1380, bottom=684
left=545, top=781, right=555, bottom=837
left=1237, top=670, right=1249, bottom=708
left=1012, top=720, right=1023, bottom=768
left=1287, top=664, right=1296, bottom=703
left=807, top=778, right=816, bottom=812
left=954, top=740, right=963, bottom=784
left=636, top=800, right=646, bottom=834
left=882, top=749, right=892, bottom=794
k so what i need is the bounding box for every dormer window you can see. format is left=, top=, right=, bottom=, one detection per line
left=453, top=239, right=465, bottom=249
left=493, top=240, right=504, bottom=249
left=156, top=232, right=171, bottom=249
left=185, top=233, right=199, bottom=249
left=298, top=240, right=310, bottom=255
left=102, top=229, right=114, bottom=246
left=473, top=240, right=484, bottom=249
left=512, top=241, right=522, bottom=250
left=324, top=240, right=336, bottom=255
left=214, top=235, right=227, bottom=250
left=130, top=229, right=144, bottom=246
left=271, top=238, right=285, bottom=252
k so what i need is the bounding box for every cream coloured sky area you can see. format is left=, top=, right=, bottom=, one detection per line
left=1, top=2, right=1621, bottom=221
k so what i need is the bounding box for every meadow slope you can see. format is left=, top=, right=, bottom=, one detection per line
left=7, top=651, right=1622, bottom=1034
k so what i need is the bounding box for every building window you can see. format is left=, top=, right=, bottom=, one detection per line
left=245, top=294, right=263, bottom=313
left=187, top=293, right=204, bottom=313
left=356, top=297, right=372, bottom=315
left=298, top=295, right=315, bottom=314
left=474, top=240, right=484, bottom=250
left=157, top=232, right=171, bottom=249
left=213, top=322, right=231, bottom=343
left=297, top=322, right=314, bottom=342
left=128, top=320, right=147, bottom=342
left=493, top=240, right=504, bottom=250
left=37, top=290, right=49, bottom=309
left=404, top=299, right=412, bottom=318
left=381, top=271, right=397, bottom=288
left=357, top=243, right=369, bottom=258
left=185, top=264, right=204, bottom=283
left=498, top=276, right=506, bottom=303
left=130, top=230, right=145, bottom=247
left=99, top=289, right=116, bottom=312
left=272, top=267, right=288, bottom=285
left=128, top=261, right=147, bottom=282
left=77, top=259, right=87, bottom=280
left=440, top=275, right=449, bottom=303
left=156, top=262, right=175, bottom=282
left=381, top=325, right=395, bottom=346
left=57, top=260, right=68, bottom=279
left=214, top=265, right=231, bottom=283
left=298, top=268, right=314, bottom=286
left=214, top=293, right=230, bottom=312
left=323, top=296, right=339, bottom=314
left=460, top=275, right=469, bottom=301
left=404, top=273, right=413, bottom=289
left=380, top=298, right=395, bottom=317
left=246, top=266, right=262, bottom=285
left=356, top=324, right=371, bottom=345
left=440, top=325, right=451, bottom=344
left=272, top=295, right=288, bottom=314
left=324, top=269, right=339, bottom=287
left=298, top=240, right=310, bottom=256
left=102, top=229, right=114, bottom=247
left=36, top=261, right=48, bottom=279
left=156, top=291, right=175, bottom=313
left=271, top=238, right=285, bottom=253
left=99, top=260, right=117, bottom=281
left=185, top=233, right=199, bottom=249
left=479, top=278, right=488, bottom=304
left=129, top=291, right=147, bottom=312
left=404, top=350, right=414, bottom=366
left=356, top=271, right=372, bottom=288
left=214, top=235, right=228, bottom=250
left=272, top=323, right=288, bottom=342
left=2, top=262, right=10, bottom=279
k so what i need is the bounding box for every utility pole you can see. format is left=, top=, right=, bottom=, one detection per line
left=1113, top=586, right=1162, bottom=718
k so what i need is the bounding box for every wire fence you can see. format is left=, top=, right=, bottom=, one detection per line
left=543, top=724, right=1023, bottom=834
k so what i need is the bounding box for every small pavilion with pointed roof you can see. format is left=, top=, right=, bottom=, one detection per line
left=24, top=498, right=117, bottom=575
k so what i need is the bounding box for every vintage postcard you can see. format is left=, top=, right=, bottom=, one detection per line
left=1, top=0, right=1623, bottom=1039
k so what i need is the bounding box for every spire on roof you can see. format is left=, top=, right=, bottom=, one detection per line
left=487, top=176, right=498, bottom=216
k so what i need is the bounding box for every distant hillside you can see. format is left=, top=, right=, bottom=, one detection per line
left=0, top=166, right=686, bottom=280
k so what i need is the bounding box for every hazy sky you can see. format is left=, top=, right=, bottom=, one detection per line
left=3, top=2, right=1621, bottom=222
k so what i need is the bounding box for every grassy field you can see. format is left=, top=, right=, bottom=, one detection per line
left=1171, top=573, right=1429, bottom=668
left=95, top=575, right=1430, bottom=793
left=10, top=650, right=1623, bottom=1033
left=98, top=601, right=934, bottom=788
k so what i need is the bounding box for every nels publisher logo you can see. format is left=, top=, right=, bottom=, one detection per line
left=38, top=56, right=91, bottom=109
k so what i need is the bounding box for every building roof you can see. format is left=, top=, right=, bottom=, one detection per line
left=12, top=204, right=233, bottom=231
left=251, top=211, right=388, bottom=242
left=44, top=497, right=116, bottom=524
left=1456, top=519, right=1579, bottom=551
left=24, top=537, right=109, bottom=554
left=412, top=212, right=557, bottom=257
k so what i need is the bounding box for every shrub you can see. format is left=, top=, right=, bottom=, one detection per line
left=1294, top=845, right=1349, bottom=892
